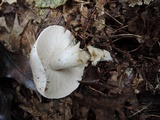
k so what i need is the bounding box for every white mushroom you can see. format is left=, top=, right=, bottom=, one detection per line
left=30, top=25, right=90, bottom=99
left=30, top=25, right=113, bottom=99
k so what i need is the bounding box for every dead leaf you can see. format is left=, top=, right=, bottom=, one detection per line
left=76, top=106, right=89, bottom=120
left=0, top=16, right=10, bottom=31
left=20, top=20, right=38, bottom=56
left=120, top=0, right=154, bottom=7
left=5, top=0, right=17, bottom=4
left=9, top=14, right=23, bottom=51
left=0, top=26, right=10, bottom=46
left=0, top=42, right=35, bottom=90
left=19, top=96, right=72, bottom=120
left=73, top=85, right=138, bottom=120
left=26, top=0, right=67, bottom=8
left=93, top=0, right=106, bottom=31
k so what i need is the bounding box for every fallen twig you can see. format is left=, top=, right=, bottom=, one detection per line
left=127, top=102, right=152, bottom=118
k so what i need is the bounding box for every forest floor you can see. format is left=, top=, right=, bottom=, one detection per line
left=0, top=0, right=160, bottom=120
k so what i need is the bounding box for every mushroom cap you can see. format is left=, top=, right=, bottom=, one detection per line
left=30, top=25, right=85, bottom=99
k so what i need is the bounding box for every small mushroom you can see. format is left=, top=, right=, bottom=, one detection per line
left=30, top=25, right=113, bottom=99
left=30, top=25, right=90, bottom=99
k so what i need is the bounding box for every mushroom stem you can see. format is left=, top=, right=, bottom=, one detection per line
left=49, top=43, right=90, bottom=70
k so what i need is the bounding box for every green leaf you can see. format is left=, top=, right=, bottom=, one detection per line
left=35, top=0, right=67, bottom=8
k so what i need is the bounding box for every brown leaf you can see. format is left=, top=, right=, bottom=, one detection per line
left=0, top=26, right=10, bottom=48
left=20, top=21, right=38, bottom=56
left=73, top=85, right=139, bottom=120
left=19, top=96, right=72, bottom=120
left=0, top=17, right=10, bottom=31
left=5, top=0, right=17, bottom=4
left=80, top=5, right=89, bottom=27
left=120, top=0, right=154, bottom=7
left=9, top=14, right=23, bottom=51
left=93, top=0, right=106, bottom=31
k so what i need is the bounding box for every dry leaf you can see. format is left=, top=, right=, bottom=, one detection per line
left=0, top=17, right=10, bottom=32
left=19, top=97, right=72, bottom=120
left=26, top=0, right=67, bottom=8
left=5, top=0, right=17, bottom=4
left=9, top=14, right=23, bottom=51
left=0, top=42, right=35, bottom=90
left=93, top=0, right=106, bottom=31
left=0, top=26, right=10, bottom=46
left=21, top=20, right=39, bottom=57
left=120, top=0, right=154, bottom=7
left=80, top=5, right=88, bottom=27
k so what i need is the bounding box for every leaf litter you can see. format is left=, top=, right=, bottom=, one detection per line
left=0, top=0, right=160, bottom=120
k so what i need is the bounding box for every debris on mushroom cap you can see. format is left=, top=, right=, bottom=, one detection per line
left=30, top=25, right=90, bottom=99
left=30, top=25, right=113, bottom=99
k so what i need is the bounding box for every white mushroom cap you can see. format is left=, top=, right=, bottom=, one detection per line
left=30, top=25, right=90, bottom=99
